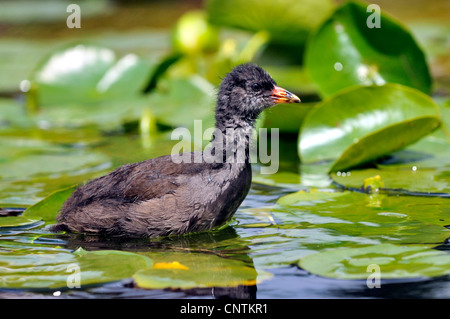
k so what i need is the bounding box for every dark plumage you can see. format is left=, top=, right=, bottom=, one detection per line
left=52, top=63, right=300, bottom=238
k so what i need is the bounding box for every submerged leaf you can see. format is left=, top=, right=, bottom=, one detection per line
left=31, top=44, right=116, bottom=106
left=0, top=216, right=42, bottom=228
left=28, top=44, right=155, bottom=129
left=147, top=75, right=216, bottom=131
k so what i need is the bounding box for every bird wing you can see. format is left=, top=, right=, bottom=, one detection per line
left=69, top=153, right=219, bottom=206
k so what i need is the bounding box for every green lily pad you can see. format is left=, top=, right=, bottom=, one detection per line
left=276, top=188, right=344, bottom=206
left=439, top=99, right=450, bottom=138
left=377, top=131, right=450, bottom=170
left=31, top=44, right=116, bottom=106
left=0, top=247, right=153, bottom=289
left=298, top=244, right=450, bottom=279
left=276, top=190, right=450, bottom=244
left=332, top=168, right=450, bottom=196
left=23, top=185, right=76, bottom=222
left=331, top=116, right=441, bottom=172
left=305, top=1, right=431, bottom=97
left=134, top=251, right=270, bottom=289
left=30, top=44, right=154, bottom=107
left=0, top=185, right=75, bottom=229
left=0, top=216, right=42, bottom=228
left=0, top=136, right=111, bottom=180
left=0, top=127, right=110, bottom=206
left=252, top=171, right=302, bottom=189
left=298, top=84, right=441, bottom=173
left=34, top=97, right=150, bottom=129
left=96, top=54, right=155, bottom=99
left=0, top=98, right=32, bottom=128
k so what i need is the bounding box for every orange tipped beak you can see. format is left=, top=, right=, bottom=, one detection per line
left=271, top=86, right=301, bottom=104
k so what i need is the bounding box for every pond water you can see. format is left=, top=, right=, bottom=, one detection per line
left=0, top=130, right=449, bottom=299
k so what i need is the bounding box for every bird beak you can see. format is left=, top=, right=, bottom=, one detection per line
left=271, top=86, right=301, bottom=104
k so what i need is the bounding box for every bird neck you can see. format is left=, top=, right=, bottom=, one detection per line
left=206, top=115, right=256, bottom=166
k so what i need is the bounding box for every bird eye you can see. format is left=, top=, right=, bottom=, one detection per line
left=251, top=83, right=262, bottom=91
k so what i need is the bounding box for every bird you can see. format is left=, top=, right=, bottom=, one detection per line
left=51, top=63, right=301, bottom=238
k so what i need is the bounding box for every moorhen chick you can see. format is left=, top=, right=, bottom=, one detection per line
left=52, top=63, right=300, bottom=238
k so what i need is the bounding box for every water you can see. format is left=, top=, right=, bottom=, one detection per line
left=1, top=182, right=450, bottom=299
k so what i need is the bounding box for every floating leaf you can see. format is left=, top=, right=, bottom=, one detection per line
left=252, top=170, right=302, bottom=189
left=331, top=116, right=440, bottom=172
left=96, top=54, right=155, bottom=98
left=29, top=44, right=154, bottom=108
left=0, top=247, right=153, bottom=289
left=0, top=216, right=42, bottom=229
left=298, top=244, right=450, bottom=279
left=376, top=131, right=450, bottom=170
left=31, top=44, right=116, bottom=106
left=23, top=185, right=76, bottom=222
left=0, top=98, right=32, bottom=128
left=276, top=188, right=344, bottom=206
left=134, top=251, right=271, bottom=289
left=305, top=1, right=431, bottom=97
left=332, top=168, right=450, bottom=196
left=276, top=190, right=450, bottom=244
left=34, top=97, right=150, bottom=129
left=298, top=84, right=441, bottom=172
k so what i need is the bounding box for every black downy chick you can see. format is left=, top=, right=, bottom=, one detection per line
left=52, top=63, right=301, bottom=238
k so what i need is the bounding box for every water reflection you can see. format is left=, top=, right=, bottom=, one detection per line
left=0, top=225, right=260, bottom=299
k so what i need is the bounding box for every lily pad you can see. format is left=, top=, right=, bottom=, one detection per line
left=31, top=44, right=116, bottom=106
left=276, top=190, right=450, bottom=245
left=133, top=251, right=270, bottom=289
left=252, top=170, right=302, bottom=189
left=376, top=131, right=450, bottom=170
left=0, top=247, right=153, bottom=289
left=305, top=1, right=431, bottom=97
left=0, top=216, right=42, bottom=229
left=332, top=168, right=450, bottom=196
left=298, top=84, right=441, bottom=172
left=147, top=75, right=216, bottom=131
left=29, top=44, right=154, bottom=107
left=23, top=185, right=76, bottom=222
left=298, top=244, right=450, bottom=279
left=0, top=185, right=75, bottom=229
left=331, top=116, right=441, bottom=172
left=0, top=98, right=32, bottom=128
